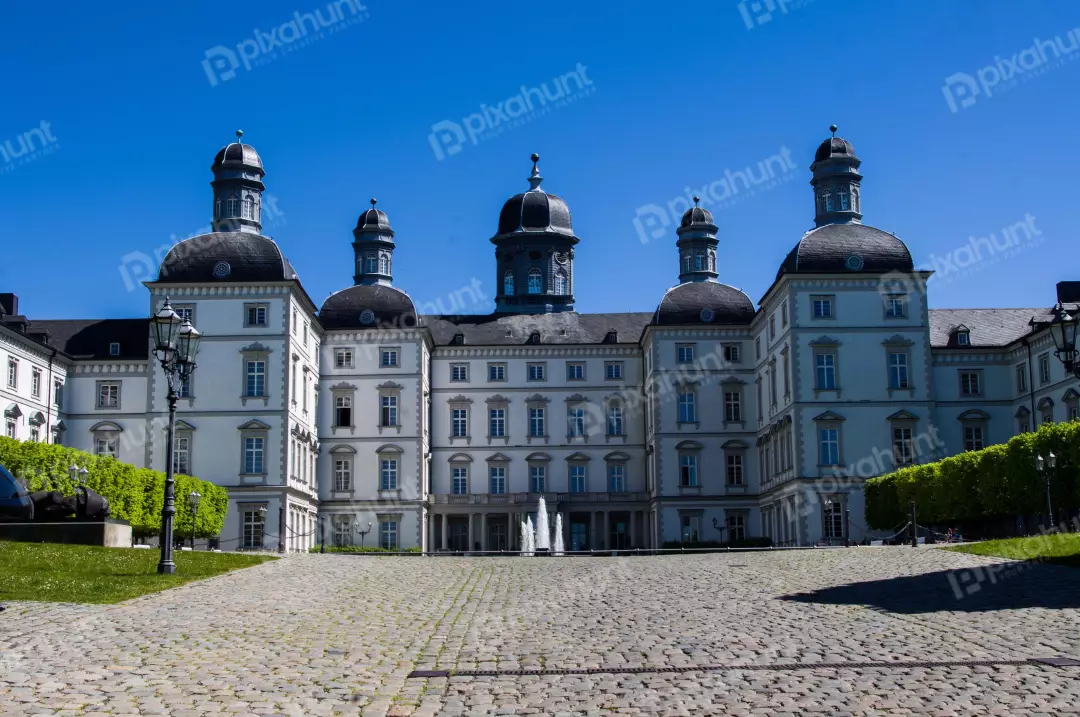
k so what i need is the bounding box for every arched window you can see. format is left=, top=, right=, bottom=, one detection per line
left=823, top=192, right=833, bottom=212
left=527, top=268, right=542, bottom=294
left=709, top=251, right=716, bottom=271
left=254, top=197, right=261, bottom=222
left=694, top=252, right=706, bottom=271
left=243, top=195, right=255, bottom=219
left=214, top=197, right=222, bottom=220
left=503, top=271, right=515, bottom=296
left=226, top=194, right=239, bottom=217
left=378, top=254, right=389, bottom=274
left=852, top=188, right=860, bottom=212
left=554, top=269, right=567, bottom=295
left=365, top=255, right=378, bottom=273
left=837, top=188, right=850, bottom=211
left=683, top=254, right=693, bottom=274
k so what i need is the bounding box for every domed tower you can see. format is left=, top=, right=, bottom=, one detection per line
left=352, top=198, right=396, bottom=286
left=211, top=130, right=265, bottom=234
left=676, top=197, right=719, bottom=283
left=492, top=154, right=580, bottom=314
left=810, top=125, right=862, bottom=227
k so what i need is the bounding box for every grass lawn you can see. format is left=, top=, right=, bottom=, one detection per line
left=945, top=533, right=1080, bottom=567
left=0, top=541, right=275, bottom=604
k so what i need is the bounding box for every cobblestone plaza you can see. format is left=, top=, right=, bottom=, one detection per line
left=4, top=548, right=1080, bottom=715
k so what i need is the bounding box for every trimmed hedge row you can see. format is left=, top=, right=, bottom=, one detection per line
left=0, top=436, right=228, bottom=537
left=865, top=421, right=1080, bottom=530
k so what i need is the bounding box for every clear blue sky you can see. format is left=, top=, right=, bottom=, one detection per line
left=2, top=0, right=1078, bottom=320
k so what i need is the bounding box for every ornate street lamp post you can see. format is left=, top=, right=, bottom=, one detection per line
left=150, top=297, right=202, bottom=574
left=1047, top=303, right=1080, bottom=378
left=1036, top=451, right=1057, bottom=528
left=188, top=490, right=201, bottom=549
left=355, top=521, right=372, bottom=549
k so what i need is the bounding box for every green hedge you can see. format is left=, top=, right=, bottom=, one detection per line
left=865, top=421, right=1080, bottom=529
left=0, top=436, right=228, bottom=538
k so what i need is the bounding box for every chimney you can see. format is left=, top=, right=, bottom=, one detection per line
left=1057, top=281, right=1080, bottom=304
left=0, top=293, right=17, bottom=317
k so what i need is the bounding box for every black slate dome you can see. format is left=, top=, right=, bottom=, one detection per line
left=814, top=136, right=856, bottom=163
left=158, top=233, right=297, bottom=283
left=776, top=223, right=913, bottom=280
left=680, top=205, right=715, bottom=228
left=496, top=191, right=575, bottom=238
left=654, top=282, right=755, bottom=325
left=212, top=142, right=264, bottom=171
left=356, top=199, right=393, bottom=236
left=319, top=284, right=417, bottom=330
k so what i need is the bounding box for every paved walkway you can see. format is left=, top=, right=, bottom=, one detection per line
left=3, top=548, right=1080, bottom=715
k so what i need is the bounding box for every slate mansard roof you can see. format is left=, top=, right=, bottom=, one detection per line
left=157, top=233, right=299, bottom=284
left=654, top=282, right=755, bottom=326
left=19, top=319, right=150, bottom=359
left=495, top=191, right=576, bottom=239
left=776, top=223, right=914, bottom=279
left=422, top=311, right=654, bottom=346
left=928, top=305, right=1079, bottom=349
left=320, top=285, right=418, bottom=330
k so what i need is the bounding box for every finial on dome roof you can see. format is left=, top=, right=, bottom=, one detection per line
left=236, top=129, right=244, bottom=142
left=830, top=124, right=838, bottom=137
left=693, top=196, right=701, bottom=207
left=528, top=152, right=543, bottom=192
left=370, top=198, right=377, bottom=208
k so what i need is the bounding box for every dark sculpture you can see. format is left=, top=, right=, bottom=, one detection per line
left=0, top=463, right=110, bottom=522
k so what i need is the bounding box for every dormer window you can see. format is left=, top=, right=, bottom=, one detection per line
left=527, top=268, right=542, bottom=294
left=108, top=342, right=120, bottom=357
left=956, top=330, right=970, bottom=346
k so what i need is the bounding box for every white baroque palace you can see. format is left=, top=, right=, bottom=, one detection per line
left=2, top=130, right=1077, bottom=551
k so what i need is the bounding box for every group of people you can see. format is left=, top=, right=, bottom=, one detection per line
left=943, top=528, right=964, bottom=543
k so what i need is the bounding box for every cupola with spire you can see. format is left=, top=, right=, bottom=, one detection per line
left=491, top=153, right=580, bottom=314
left=352, top=198, right=396, bottom=286
left=676, top=196, right=719, bottom=283
left=810, top=125, right=862, bottom=227
left=211, top=130, right=266, bottom=234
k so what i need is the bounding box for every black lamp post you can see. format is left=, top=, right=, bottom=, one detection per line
left=1036, top=451, right=1057, bottom=528
left=1047, top=303, right=1080, bottom=377
left=355, top=521, right=372, bottom=549
left=150, top=297, right=201, bottom=574
left=188, top=490, right=201, bottom=549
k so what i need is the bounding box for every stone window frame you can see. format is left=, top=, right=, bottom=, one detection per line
left=780, top=346, right=791, bottom=401
left=723, top=343, right=742, bottom=364
left=238, top=419, right=270, bottom=479
left=958, top=369, right=983, bottom=397
left=450, top=362, right=469, bottom=382
left=89, top=420, right=122, bottom=459
left=526, top=361, right=547, bottom=382
left=958, top=409, right=990, bottom=452
left=810, top=294, right=835, bottom=320
left=722, top=439, right=748, bottom=490
left=330, top=445, right=356, bottom=495
left=525, top=452, right=550, bottom=493
left=239, top=501, right=270, bottom=550
left=883, top=293, right=908, bottom=319
left=604, top=361, right=624, bottom=380
left=810, top=337, right=840, bottom=396
left=377, top=513, right=403, bottom=550
left=239, top=343, right=272, bottom=406
left=334, top=348, right=354, bottom=369
left=886, top=410, right=919, bottom=469
left=724, top=509, right=749, bottom=542
left=243, top=302, right=269, bottom=328
left=379, top=346, right=401, bottom=369
left=882, top=336, right=915, bottom=396
left=486, top=453, right=510, bottom=495
left=109, top=342, right=121, bottom=357
left=604, top=393, right=627, bottom=441
left=30, top=367, right=41, bottom=399
left=678, top=509, right=704, bottom=543
left=447, top=395, right=473, bottom=444
left=1015, top=406, right=1031, bottom=435
left=605, top=451, right=629, bottom=493
left=566, top=452, right=590, bottom=493
left=813, top=411, right=845, bottom=467
left=377, top=381, right=403, bottom=434
left=1064, top=389, right=1079, bottom=422
left=330, top=382, right=357, bottom=434
left=487, top=362, right=507, bottom=382
left=566, top=361, right=586, bottom=381
left=377, top=444, right=404, bottom=494
left=95, top=380, right=122, bottom=410
left=1016, top=362, right=1028, bottom=393
left=676, top=343, right=695, bottom=364
left=449, top=453, right=472, bottom=495
left=525, top=394, right=549, bottom=444
left=486, top=394, right=511, bottom=444
left=565, top=393, right=589, bottom=441
left=721, top=377, right=745, bottom=427
left=1037, top=396, right=1055, bottom=425
left=675, top=439, right=703, bottom=493
left=676, top=380, right=699, bottom=427
left=170, top=420, right=195, bottom=475
left=1038, top=352, right=1051, bottom=384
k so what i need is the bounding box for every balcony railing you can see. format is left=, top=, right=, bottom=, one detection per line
left=428, top=491, right=648, bottom=505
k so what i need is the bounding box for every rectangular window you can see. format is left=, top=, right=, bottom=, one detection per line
left=608, top=464, right=626, bottom=492
left=242, top=509, right=265, bottom=549
left=450, top=363, right=469, bottom=382
left=451, top=467, right=468, bottom=494
left=566, top=362, right=585, bottom=380
left=29, top=426, right=39, bottom=443
left=960, top=371, right=981, bottom=396
left=885, top=295, right=907, bottom=318
left=175, top=306, right=194, bottom=323
left=529, top=464, right=545, bottom=493
left=819, top=428, right=840, bottom=465
left=893, top=427, right=914, bottom=466
left=607, top=404, right=623, bottom=436
left=769, top=314, right=776, bottom=339
left=963, top=426, right=984, bottom=452
left=888, top=352, right=909, bottom=389
left=604, top=361, right=623, bottom=380
left=724, top=344, right=741, bottom=363
left=679, top=454, right=698, bottom=487
left=726, top=454, right=744, bottom=485
left=177, top=376, right=191, bottom=399
left=568, top=406, right=586, bottom=437
left=815, top=353, right=836, bottom=389
left=489, top=466, right=506, bottom=494
left=529, top=407, right=545, bottom=437
left=173, top=436, right=190, bottom=475
left=97, top=382, right=120, bottom=408
left=1039, top=354, right=1050, bottom=384
left=956, top=331, right=970, bottom=346
left=108, top=342, right=120, bottom=356
left=681, top=514, right=701, bottom=543
left=379, top=520, right=398, bottom=550
left=245, top=360, right=265, bottom=397
left=244, top=437, right=265, bottom=474
left=527, top=363, right=546, bottom=381
left=334, top=459, right=352, bottom=491
left=569, top=465, right=586, bottom=493
left=755, top=337, right=761, bottom=360
left=489, top=408, right=506, bottom=437
left=724, top=391, right=741, bottom=422
left=245, top=304, right=267, bottom=327
left=1070, top=405, right=1079, bottom=421
left=780, top=301, right=788, bottom=328
left=93, top=435, right=117, bottom=456
left=678, top=391, right=696, bottom=423
left=488, top=363, right=506, bottom=381
left=381, top=395, right=398, bottom=426
left=380, top=348, right=399, bottom=368
left=1016, top=364, right=1028, bottom=393
left=335, top=349, right=353, bottom=369
left=334, top=395, right=352, bottom=427
left=31, top=368, right=41, bottom=398
left=53, top=379, right=62, bottom=407
left=331, top=516, right=350, bottom=547
left=676, top=344, right=695, bottom=363
left=812, top=296, right=834, bottom=319
left=451, top=408, right=468, bottom=437
left=380, top=458, right=398, bottom=490
left=6, top=359, right=17, bottom=389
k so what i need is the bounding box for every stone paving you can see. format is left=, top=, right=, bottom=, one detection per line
left=3, top=547, right=1080, bottom=715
